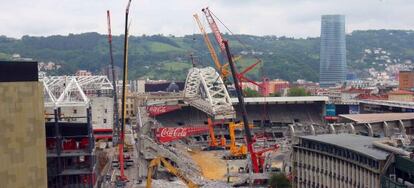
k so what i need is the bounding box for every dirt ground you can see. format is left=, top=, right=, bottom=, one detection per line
left=189, top=150, right=228, bottom=180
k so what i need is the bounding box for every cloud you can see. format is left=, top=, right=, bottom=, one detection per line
left=0, top=0, right=413, bottom=38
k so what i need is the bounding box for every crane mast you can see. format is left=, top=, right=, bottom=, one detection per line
left=193, top=14, right=229, bottom=80
left=106, top=10, right=120, bottom=145
left=119, top=0, right=132, bottom=181
left=223, top=40, right=259, bottom=173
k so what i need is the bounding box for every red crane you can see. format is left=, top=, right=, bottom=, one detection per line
left=106, top=10, right=120, bottom=144
left=201, top=7, right=263, bottom=91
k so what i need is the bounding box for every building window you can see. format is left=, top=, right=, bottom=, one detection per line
left=105, top=109, right=107, bottom=113
left=73, top=109, right=77, bottom=114
left=103, top=119, right=107, bottom=124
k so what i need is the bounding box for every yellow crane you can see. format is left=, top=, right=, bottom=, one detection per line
left=193, top=13, right=230, bottom=82
left=146, top=157, right=199, bottom=188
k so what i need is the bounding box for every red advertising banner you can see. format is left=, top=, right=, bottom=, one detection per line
left=155, top=126, right=209, bottom=143
left=147, top=105, right=181, bottom=117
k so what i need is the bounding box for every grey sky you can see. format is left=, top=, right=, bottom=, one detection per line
left=0, top=0, right=413, bottom=38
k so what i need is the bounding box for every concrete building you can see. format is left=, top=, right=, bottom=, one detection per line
left=75, top=70, right=92, bottom=76
left=319, top=15, right=347, bottom=88
left=45, top=97, right=114, bottom=130
left=399, top=71, right=414, bottom=91
left=388, top=90, right=414, bottom=102
left=0, top=61, right=47, bottom=187
left=292, top=134, right=390, bottom=188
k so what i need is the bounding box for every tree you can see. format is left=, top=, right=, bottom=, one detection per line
left=287, top=87, right=310, bottom=96
left=269, top=92, right=282, bottom=97
left=269, top=173, right=291, bottom=188
left=243, top=87, right=261, bottom=97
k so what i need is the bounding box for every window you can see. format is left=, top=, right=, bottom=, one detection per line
left=73, top=109, right=77, bottom=114
left=103, top=119, right=107, bottom=124
left=104, top=109, right=108, bottom=113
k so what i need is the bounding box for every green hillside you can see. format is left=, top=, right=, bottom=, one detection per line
left=0, top=30, right=413, bottom=81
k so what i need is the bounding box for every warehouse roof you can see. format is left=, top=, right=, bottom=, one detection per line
left=300, top=134, right=390, bottom=160
left=339, top=113, right=414, bottom=124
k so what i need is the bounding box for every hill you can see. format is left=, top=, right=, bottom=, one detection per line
left=0, top=30, right=413, bottom=81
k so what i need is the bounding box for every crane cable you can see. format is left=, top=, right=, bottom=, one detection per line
left=210, top=9, right=270, bottom=125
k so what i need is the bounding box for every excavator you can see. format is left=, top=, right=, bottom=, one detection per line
left=146, top=156, right=199, bottom=188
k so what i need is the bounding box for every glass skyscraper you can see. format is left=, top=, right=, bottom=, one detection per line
left=319, top=15, right=346, bottom=88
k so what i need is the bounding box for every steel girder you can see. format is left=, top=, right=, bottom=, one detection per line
left=184, top=67, right=235, bottom=119
left=41, top=75, right=113, bottom=107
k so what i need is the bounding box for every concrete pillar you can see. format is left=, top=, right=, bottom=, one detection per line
left=348, top=123, right=356, bottom=134
left=399, top=120, right=406, bottom=136
left=366, top=123, right=374, bottom=137
left=383, top=121, right=390, bottom=137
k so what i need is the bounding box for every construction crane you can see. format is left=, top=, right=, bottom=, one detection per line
left=201, top=7, right=262, bottom=91
left=106, top=10, right=120, bottom=144
left=118, top=0, right=132, bottom=181
left=223, top=40, right=260, bottom=173
left=193, top=14, right=229, bottom=82
left=146, top=157, right=199, bottom=188
left=201, top=7, right=226, bottom=58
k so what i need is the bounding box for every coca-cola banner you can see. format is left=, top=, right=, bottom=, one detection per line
left=147, top=105, right=181, bottom=117
left=155, top=126, right=209, bottom=143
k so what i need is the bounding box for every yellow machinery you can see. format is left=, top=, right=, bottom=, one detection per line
left=204, top=118, right=227, bottom=150
left=193, top=13, right=230, bottom=82
left=146, top=157, right=199, bottom=188
left=223, top=122, right=253, bottom=160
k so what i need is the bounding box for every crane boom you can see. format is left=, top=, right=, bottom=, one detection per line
left=223, top=40, right=259, bottom=173
left=106, top=10, right=120, bottom=144
left=146, top=157, right=199, bottom=188
left=202, top=7, right=226, bottom=55
left=193, top=14, right=229, bottom=80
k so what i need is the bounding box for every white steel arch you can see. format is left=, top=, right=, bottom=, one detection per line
left=184, top=67, right=235, bottom=119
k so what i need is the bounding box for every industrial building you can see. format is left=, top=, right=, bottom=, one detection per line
left=399, top=70, right=414, bottom=92
left=0, top=61, right=47, bottom=187
left=292, top=134, right=391, bottom=188
left=319, top=15, right=347, bottom=88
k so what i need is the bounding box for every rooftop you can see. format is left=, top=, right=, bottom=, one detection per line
left=389, top=90, right=414, bottom=95
left=339, top=113, right=414, bottom=124
left=231, top=96, right=329, bottom=104
left=300, top=134, right=389, bottom=160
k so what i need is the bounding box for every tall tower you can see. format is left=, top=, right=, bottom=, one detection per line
left=319, top=15, right=346, bottom=87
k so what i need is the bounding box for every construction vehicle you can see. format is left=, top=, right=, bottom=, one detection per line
left=146, top=157, right=199, bottom=188
left=223, top=122, right=253, bottom=160
left=241, top=144, right=280, bottom=173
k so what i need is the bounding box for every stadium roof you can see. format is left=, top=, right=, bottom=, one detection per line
left=231, top=96, right=329, bottom=104
left=339, top=113, right=414, bottom=124
left=300, top=134, right=389, bottom=160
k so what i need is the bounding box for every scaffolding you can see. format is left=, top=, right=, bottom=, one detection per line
left=46, top=107, right=96, bottom=188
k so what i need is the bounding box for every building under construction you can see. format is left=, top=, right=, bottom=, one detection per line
left=45, top=107, right=96, bottom=188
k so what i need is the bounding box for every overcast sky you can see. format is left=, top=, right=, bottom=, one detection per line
left=0, top=0, right=413, bottom=38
